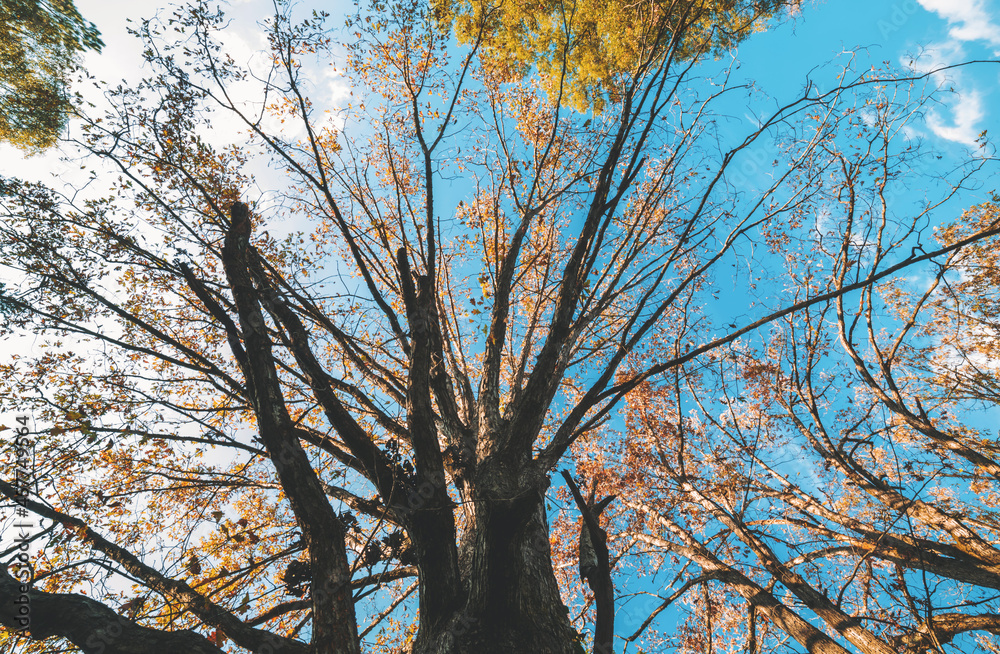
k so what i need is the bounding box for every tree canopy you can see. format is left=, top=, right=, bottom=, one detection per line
left=0, top=1, right=999, bottom=653
left=0, top=0, right=102, bottom=152
left=438, top=0, right=798, bottom=111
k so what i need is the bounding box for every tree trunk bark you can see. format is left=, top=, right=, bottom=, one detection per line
left=412, top=469, right=580, bottom=654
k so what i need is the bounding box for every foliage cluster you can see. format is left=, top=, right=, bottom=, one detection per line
left=0, top=0, right=103, bottom=152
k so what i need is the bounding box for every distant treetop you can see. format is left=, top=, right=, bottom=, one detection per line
left=0, top=0, right=103, bottom=153
left=437, top=0, right=798, bottom=112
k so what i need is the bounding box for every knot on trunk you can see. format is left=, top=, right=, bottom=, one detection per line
left=578, top=494, right=614, bottom=584
left=230, top=201, right=251, bottom=237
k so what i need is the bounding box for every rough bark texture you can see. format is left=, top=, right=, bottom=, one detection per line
left=0, top=480, right=307, bottom=654
left=0, top=566, right=227, bottom=654
left=221, top=202, right=360, bottom=654
left=562, top=472, right=614, bottom=654
left=412, top=466, right=580, bottom=654
left=893, top=613, right=1000, bottom=651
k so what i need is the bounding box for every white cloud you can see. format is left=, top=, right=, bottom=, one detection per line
left=325, top=67, right=353, bottom=111
left=917, top=0, right=1000, bottom=49
left=903, top=36, right=990, bottom=145
left=905, top=39, right=965, bottom=75
left=927, top=88, right=985, bottom=145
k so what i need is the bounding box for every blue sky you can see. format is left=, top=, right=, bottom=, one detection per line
left=734, top=0, right=1000, bottom=152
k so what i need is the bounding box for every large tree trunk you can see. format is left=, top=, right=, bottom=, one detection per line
left=412, top=468, right=580, bottom=654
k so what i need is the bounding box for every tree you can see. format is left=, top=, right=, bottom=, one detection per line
left=0, top=1, right=997, bottom=653
left=437, top=0, right=796, bottom=111
left=0, top=0, right=102, bottom=153
left=604, top=189, right=1000, bottom=650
